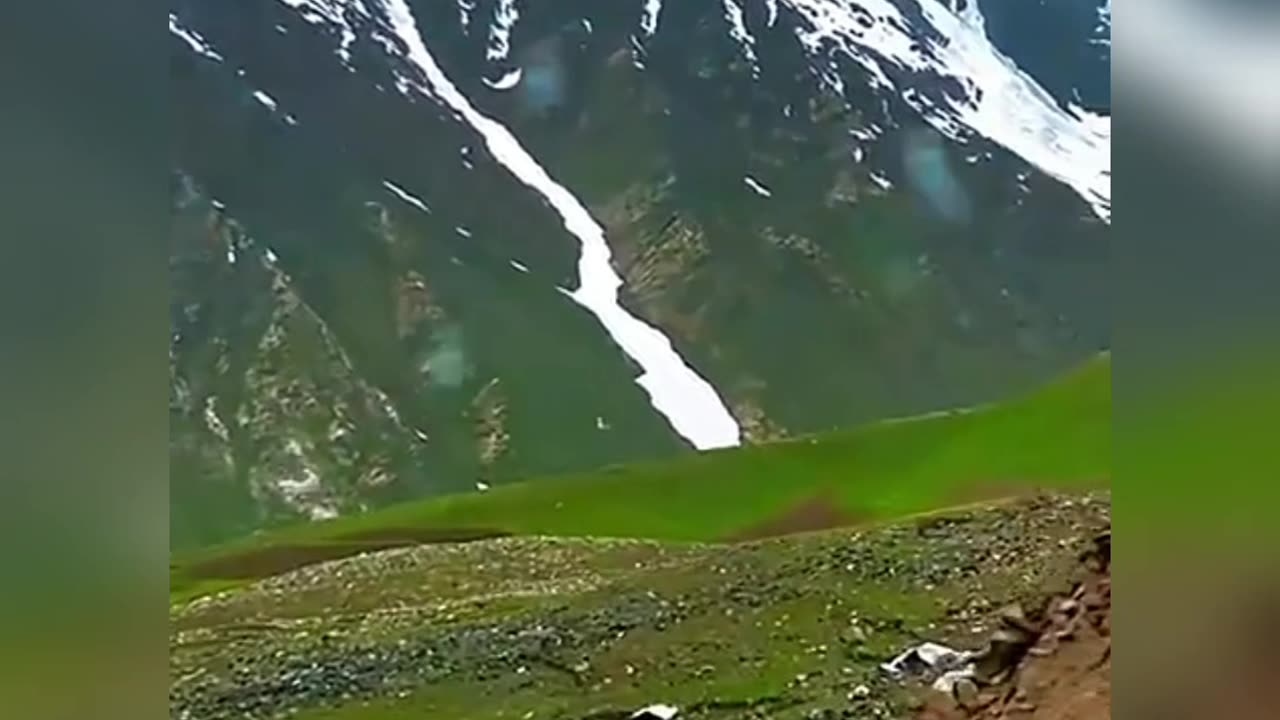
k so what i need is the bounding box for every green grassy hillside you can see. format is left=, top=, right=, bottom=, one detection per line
left=172, top=353, right=1109, bottom=602
left=171, top=494, right=1112, bottom=720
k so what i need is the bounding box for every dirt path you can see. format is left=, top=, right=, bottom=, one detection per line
left=726, top=493, right=866, bottom=542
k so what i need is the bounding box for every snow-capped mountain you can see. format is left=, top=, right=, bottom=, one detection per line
left=169, top=0, right=1109, bottom=547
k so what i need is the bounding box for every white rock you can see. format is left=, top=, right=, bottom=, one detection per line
left=880, top=641, right=971, bottom=676
left=631, top=704, right=679, bottom=720
left=932, top=667, right=978, bottom=693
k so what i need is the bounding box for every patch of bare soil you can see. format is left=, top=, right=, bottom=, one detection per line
left=727, top=493, right=867, bottom=542
left=918, top=531, right=1111, bottom=720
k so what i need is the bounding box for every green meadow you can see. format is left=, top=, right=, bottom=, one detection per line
left=172, top=353, right=1109, bottom=603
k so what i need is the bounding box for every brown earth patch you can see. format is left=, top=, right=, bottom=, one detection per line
left=187, top=527, right=510, bottom=580
left=726, top=493, right=868, bottom=543
left=917, top=531, right=1112, bottom=720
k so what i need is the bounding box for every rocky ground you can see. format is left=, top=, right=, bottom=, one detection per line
left=170, top=492, right=1110, bottom=720
left=914, top=531, right=1110, bottom=720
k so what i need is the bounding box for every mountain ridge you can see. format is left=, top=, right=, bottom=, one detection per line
left=170, top=0, right=1109, bottom=547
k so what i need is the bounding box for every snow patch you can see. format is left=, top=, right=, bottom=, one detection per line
left=640, top=0, right=664, bottom=37
left=743, top=175, right=773, bottom=197
left=278, top=0, right=366, bottom=63
left=486, top=0, right=520, bottom=62
left=483, top=67, right=523, bottom=91
left=849, top=124, right=881, bottom=142
left=276, top=439, right=341, bottom=521
left=252, top=89, right=279, bottom=111
left=1092, top=0, right=1111, bottom=47
left=169, top=14, right=224, bottom=62
left=376, top=0, right=742, bottom=450
left=722, top=0, right=761, bottom=79
left=782, top=0, right=1111, bottom=222
left=382, top=180, right=432, bottom=213
left=458, top=0, right=475, bottom=32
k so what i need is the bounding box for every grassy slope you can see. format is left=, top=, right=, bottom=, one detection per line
left=171, top=494, right=1113, bottom=720
left=172, top=353, right=1109, bottom=601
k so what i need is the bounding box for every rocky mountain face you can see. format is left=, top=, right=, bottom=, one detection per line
left=169, top=0, right=1110, bottom=547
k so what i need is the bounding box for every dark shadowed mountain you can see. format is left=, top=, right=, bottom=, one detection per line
left=169, top=0, right=1110, bottom=548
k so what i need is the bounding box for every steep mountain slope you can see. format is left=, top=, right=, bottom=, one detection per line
left=169, top=0, right=1110, bottom=546
left=171, top=353, right=1108, bottom=603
